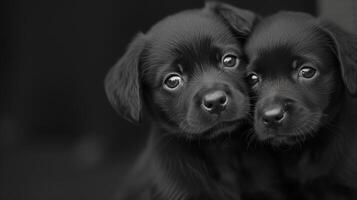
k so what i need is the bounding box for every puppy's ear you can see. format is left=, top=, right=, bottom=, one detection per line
left=104, top=33, right=146, bottom=123
left=319, top=21, right=357, bottom=96
left=204, top=1, right=259, bottom=37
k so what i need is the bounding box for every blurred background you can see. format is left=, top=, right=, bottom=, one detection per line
left=1, top=0, right=355, bottom=199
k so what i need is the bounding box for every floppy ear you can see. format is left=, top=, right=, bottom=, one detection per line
left=104, top=33, right=146, bottom=123
left=319, top=21, right=357, bottom=96
left=204, top=1, right=259, bottom=38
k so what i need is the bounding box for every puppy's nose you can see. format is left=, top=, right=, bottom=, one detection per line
left=202, top=90, right=228, bottom=114
left=262, top=105, right=286, bottom=127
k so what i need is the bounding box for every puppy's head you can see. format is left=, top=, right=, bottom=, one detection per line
left=245, top=12, right=357, bottom=146
left=105, top=3, right=258, bottom=138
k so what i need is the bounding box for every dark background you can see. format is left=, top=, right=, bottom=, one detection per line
left=0, top=0, right=319, bottom=199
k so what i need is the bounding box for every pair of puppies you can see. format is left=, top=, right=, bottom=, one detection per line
left=105, top=2, right=357, bottom=199
left=242, top=12, right=357, bottom=199
left=105, top=2, right=258, bottom=200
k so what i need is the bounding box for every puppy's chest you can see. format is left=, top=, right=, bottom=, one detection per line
left=204, top=143, right=239, bottom=184
left=281, top=150, right=331, bottom=183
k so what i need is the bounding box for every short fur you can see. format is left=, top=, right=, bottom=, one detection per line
left=105, top=2, right=258, bottom=200
left=242, top=12, right=357, bottom=199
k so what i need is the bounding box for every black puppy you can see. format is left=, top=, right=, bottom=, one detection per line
left=244, top=12, right=357, bottom=199
left=105, top=2, right=258, bottom=200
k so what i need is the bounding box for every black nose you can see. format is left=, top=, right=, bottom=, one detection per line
left=262, top=105, right=286, bottom=127
left=202, top=90, right=228, bottom=114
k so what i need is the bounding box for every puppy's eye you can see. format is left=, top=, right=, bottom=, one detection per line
left=246, top=72, right=260, bottom=86
left=163, top=73, right=183, bottom=90
left=298, top=65, right=317, bottom=79
left=222, top=54, right=239, bottom=69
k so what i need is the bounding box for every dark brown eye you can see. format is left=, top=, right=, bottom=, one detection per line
left=298, top=66, right=317, bottom=79
left=222, top=54, right=239, bottom=68
left=247, top=72, right=260, bottom=86
left=163, top=73, right=183, bottom=90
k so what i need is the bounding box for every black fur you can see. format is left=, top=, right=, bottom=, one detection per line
left=242, top=11, right=357, bottom=199
left=105, top=2, right=257, bottom=200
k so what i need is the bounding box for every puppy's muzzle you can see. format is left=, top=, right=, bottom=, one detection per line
left=258, top=96, right=295, bottom=128
left=262, top=104, right=286, bottom=127
left=201, top=90, right=228, bottom=114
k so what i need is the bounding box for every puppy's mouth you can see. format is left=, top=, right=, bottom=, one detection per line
left=201, top=119, right=248, bottom=139
left=264, top=135, right=302, bottom=147
left=180, top=118, right=247, bottom=139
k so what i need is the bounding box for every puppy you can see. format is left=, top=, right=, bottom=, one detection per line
left=244, top=12, right=357, bottom=199
left=105, top=2, right=258, bottom=200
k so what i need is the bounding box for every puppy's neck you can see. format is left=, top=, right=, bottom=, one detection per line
left=334, top=92, right=357, bottom=141
left=280, top=91, right=357, bottom=182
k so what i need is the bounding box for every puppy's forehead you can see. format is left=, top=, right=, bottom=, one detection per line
left=147, top=11, right=237, bottom=61
left=246, top=12, right=323, bottom=59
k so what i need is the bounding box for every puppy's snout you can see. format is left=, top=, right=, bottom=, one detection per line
left=259, top=96, right=295, bottom=128
left=262, top=105, right=286, bottom=127
left=201, top=90, right=228, bottom=114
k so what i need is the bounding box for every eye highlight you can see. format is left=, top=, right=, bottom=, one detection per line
left=246, top=72, right=260, bottom=86
left=298, top=64, right=318, bottom=79
left=163, top=73, right=183, bottom=91
left=222, top=53, right=240, bottom=69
